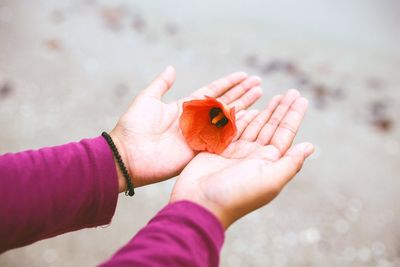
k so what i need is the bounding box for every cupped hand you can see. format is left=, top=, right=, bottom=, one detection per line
left=110, top=66, right=263, bottom=191
left=170, top=89, right=314, bottom=229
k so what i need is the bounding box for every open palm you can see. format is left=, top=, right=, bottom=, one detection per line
left=111, top=66, right=263, bottom=187
left=171, top=89, right=313, bottom=229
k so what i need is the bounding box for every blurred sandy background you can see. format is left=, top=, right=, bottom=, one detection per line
left=0, top=0, right=399, bottom=266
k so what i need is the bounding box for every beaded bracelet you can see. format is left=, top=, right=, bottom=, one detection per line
left=102, top=132, right=135, bottom=196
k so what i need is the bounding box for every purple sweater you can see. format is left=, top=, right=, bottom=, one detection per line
left=0, top=137, right=224, bottom=266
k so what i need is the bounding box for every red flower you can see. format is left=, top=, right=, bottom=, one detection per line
left=179, top=96, right=237, bottom=154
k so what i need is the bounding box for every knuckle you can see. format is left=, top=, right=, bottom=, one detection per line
left=164, top=77, right=171, bottom=87
left=265, top=145, right=282, bottom=160
left=268, top=116, right=281, bottom=127
left=233, top=100, right=244, bottom=110
left=256, top=136, right=267, bottom=145
left=248, top=120, right=262, bottom=128
left=291, top=154, right=304, bottom=171
left=278, top=121, right=297, bottom=134
left=269, top=182, right=282, bottom=195
left=235, top=85, right=246, bottom=96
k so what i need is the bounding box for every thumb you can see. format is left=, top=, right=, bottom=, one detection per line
left=271, top=142, right=314, bottom=188
left=141, top=66, right=176, bottom=98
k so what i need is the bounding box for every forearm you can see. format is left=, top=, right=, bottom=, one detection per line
left=0, top=136, right=119, bottom=253
left=100, top=201, right=224, bottom=267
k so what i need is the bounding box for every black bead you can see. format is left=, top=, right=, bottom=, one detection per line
left=102, top=132, right=135, bottom=197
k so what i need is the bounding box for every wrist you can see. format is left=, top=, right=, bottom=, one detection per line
left=170, top=190, right=231, bottom=230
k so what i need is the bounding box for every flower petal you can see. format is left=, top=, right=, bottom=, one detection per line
left=180, top=97, right=237, bottom=154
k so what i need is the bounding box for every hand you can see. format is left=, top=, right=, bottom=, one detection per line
left=170, top=89, right=314, bottom=229
left=110, top=66, right=263, bottom=191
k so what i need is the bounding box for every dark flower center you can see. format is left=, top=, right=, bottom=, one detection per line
left=209, top=107, right=228, bottom=128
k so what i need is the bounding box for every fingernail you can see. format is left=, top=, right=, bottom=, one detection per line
left=164, top=65, right=175, bottom=75
left=288, top=89, right=300, bottom=96
left=252, top=86, right=263, bottom=94
left=252, top=76, right=262, bottom=83
left=304, top=143, right=314, bottom=156
left=298, top=97, right=309, bottom=106
left=236, top=71, right=247, bottom=77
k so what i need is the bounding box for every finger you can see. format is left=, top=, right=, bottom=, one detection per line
left=248, top=145, right=282, bottom=163
left=141, top=66, right=176, bottom=98
left=240, top=95, right=283, bottom=141
left=270, top=97, right=308, bottom=154
left=256, top=89, right=300, bottom=145
left=191, top=72, right=247, bottom=99
left=267, top=142, right=314, bottom=189
left=233, top=110, right=260, bottom=141
left=235, top=110, right=246, bottom=120
left=218, top=76, right=261, bottom=104
left=229, top=86, right=263, bottom=112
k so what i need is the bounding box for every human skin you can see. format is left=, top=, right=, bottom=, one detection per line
left=170, top=89, right=314, bottom=229
left=110, top=66, right=263, bottom=191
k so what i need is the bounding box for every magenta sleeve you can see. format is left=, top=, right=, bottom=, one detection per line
left=0, top=136, right=119, bottom=253
left=100, top=200, right=225, bottom=267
